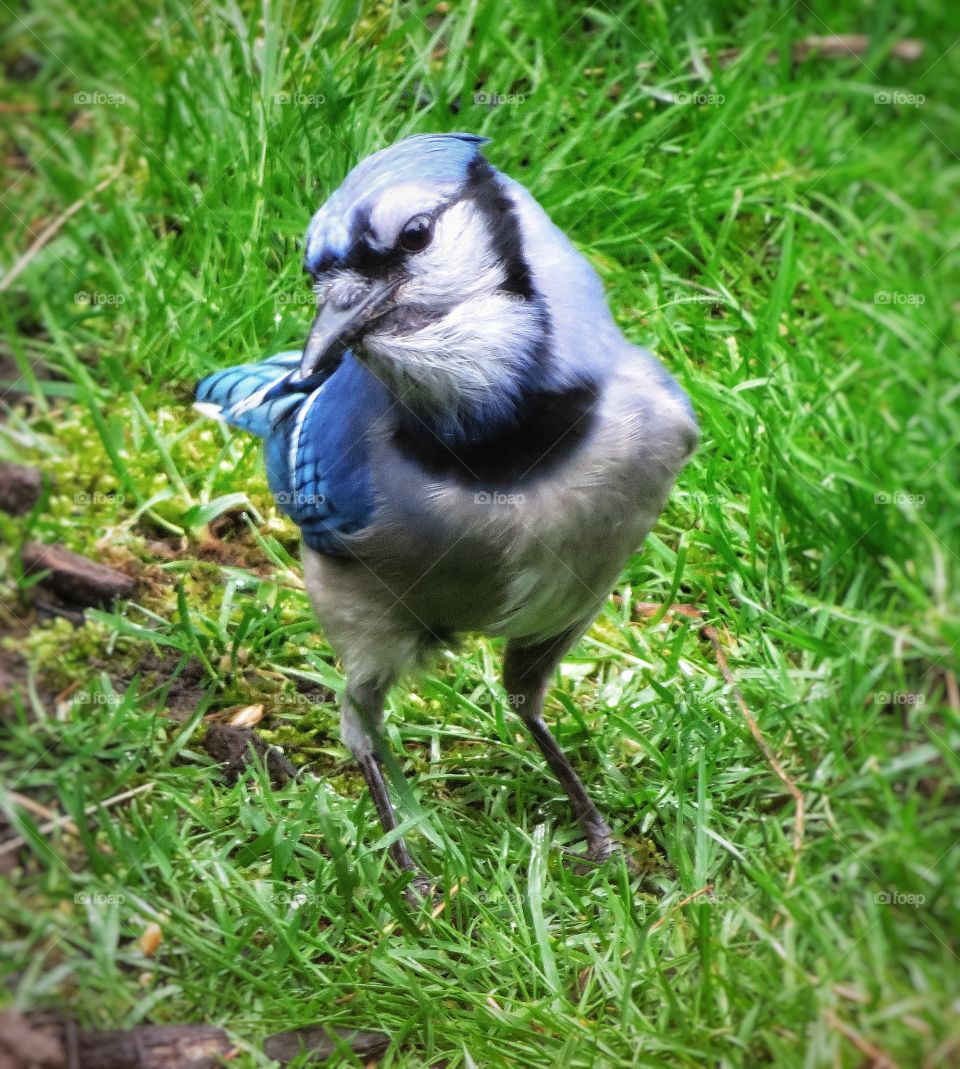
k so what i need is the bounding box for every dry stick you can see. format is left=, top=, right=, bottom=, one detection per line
left=633, top=601, right=805, bottom=891
left=945, top=670, right=960, bottom=713
left=649, top=884, right=714, bottom=932
left=0, top=160, right=125, bottom=292
left=638, top=34, right=924, bottom=72
left=926, top=1036, right=960, bottom=1069
left=717, top=33, right=923, bottom=68
left=4, top=791, right=80, bottom=838
left=824, top=1009, right=898, bottom=1069
left=637, top=35, right=924, bottom=75
left=0, top=782, right=154, bottom=857
left=705, top=624, right=805, bottom=888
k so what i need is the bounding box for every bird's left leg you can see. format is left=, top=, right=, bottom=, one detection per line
left=340, top=678, right=431, bottom=899
left=503, top=630, right=615, bottom=864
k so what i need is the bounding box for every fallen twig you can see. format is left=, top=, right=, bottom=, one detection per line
left=635, top=35, right=924, bottom=77
left=4, top=792, right=80, bottom=838
left=0, top=1010, right=391, bottom=1067
left=21, top=541, right=137, bottom=607
left=632, top=600, right=805, bottom=891
left=703, top=624, right=805, bottom=889
left=649, top=884, right=714, bottom=932
left=716, top=34, right=923, bottom=68
left=0, top=160, right=125, bottom=293
left=0, top=782, right=154, bottom=857
left=824, top=1008, right=898, bottom=1069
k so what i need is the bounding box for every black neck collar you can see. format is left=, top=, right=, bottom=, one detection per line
left=392, top=376, right=599, bottom=485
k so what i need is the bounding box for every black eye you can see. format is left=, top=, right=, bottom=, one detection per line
left=398, top=214, right=433, bottom=253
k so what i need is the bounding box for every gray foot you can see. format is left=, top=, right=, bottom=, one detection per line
left=567, top=839, right=641, bottom=877
left=402, top=872, right=436, bottom=907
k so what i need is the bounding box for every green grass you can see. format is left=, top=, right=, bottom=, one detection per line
left=1, top=0, right=959, bottom=1064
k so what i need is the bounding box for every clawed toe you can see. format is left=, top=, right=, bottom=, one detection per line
left=567, top=840, right=641, bottom=877
left=402, top=872, right=436, bottom=907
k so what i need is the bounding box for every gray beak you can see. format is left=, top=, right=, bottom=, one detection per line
left=298, top=280, right=397, bottom=384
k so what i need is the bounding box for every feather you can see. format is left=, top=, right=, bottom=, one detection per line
left=195, top=351, right=386, bottom=553
left=194, top=351, right=303, bottom=437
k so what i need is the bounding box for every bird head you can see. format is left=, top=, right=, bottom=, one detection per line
left=300, top=133, right=553, bottom=434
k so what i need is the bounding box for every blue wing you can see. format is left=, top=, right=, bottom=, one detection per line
left=195, top=351, right=388, bottom=554
left=194, top=351, right=303, bottom=436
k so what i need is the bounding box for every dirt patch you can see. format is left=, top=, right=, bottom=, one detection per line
left=0, top=463, right=42, bottom=516
left=139, top=521, right=282, bottom=577
left=292, top=677, right=336, bottom=707
left=201, top=722, right=297, bottom=787
left=115, top=648, right=208, bottom=720
left=195, top=533, right=281, bottom=574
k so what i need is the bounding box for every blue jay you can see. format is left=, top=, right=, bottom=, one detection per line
left=196, top=133, right=697, bottom=895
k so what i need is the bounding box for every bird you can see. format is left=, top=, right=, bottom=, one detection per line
left=195, top=132, right=698, bottom=897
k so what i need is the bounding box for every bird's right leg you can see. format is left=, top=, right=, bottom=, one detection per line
left=340, top=678, right=430, bottom=899
left=503, top=630, right=615, bottom=865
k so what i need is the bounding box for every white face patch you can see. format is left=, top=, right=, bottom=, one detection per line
left=306, top=172, right=547, bottom=431
left=354, top=199, right=543, bottom=424
left=363, top=292, right=543, bottom=420
left=400, top=201, right=506, bottom=307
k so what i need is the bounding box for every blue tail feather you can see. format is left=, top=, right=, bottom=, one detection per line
left=195, top=351, right=303, bottom=437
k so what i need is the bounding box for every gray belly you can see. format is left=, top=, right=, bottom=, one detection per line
left=303, top=468, right=662, bottom=682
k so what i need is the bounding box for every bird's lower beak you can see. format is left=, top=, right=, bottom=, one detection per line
left=298, top=280, right=398, bottom=385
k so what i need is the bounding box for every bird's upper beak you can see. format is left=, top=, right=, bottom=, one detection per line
left=297, top=279, right=398, bottom=385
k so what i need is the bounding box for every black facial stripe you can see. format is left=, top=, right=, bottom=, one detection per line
left=306, top=202, right=451, bottom=280
left=393, top=380, right=598, bottom=484
left=346, top=209, right=405, bottom=275
left=462, top=157, right=536, bottom=300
